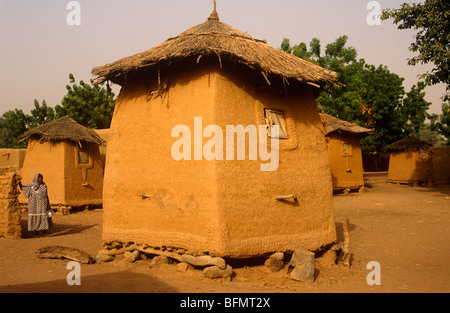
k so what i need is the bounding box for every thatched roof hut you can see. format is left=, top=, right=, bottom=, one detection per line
left=386, top=137, right=433, bottom=152
left=19, top=116, right=104, bottom=211
left=321, top=113, right=372, bottom=137
left=92, top=7, right=337, bottom=87
left=93, top=5, right=338, bottom=258
left=21, top=115, right=105, bottom=146
left=387, top=137, right=434, bottom=185
left=320, top=114, right=371, bottom=191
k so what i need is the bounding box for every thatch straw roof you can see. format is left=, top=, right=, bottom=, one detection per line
left=320, top=113, right=372, bottom=136
left=91, top=8, right=337, bottom=86
left=21, top=116, right=105, bottom=146
left=386, top=137, right=433, bottom=152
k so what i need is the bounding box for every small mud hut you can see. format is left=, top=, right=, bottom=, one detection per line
left=387, top=137, right=434, bottom=185
left=320, top=113, right=372, bottom=192
left=19, top=116, right=105, bottom=212
left=92, top=5, right=338, bottom=258
left=431, top=146, right=450, bottom=185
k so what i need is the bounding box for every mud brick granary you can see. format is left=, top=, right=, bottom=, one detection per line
left=92, top=4, right=338, bottom=258
left=321, top=113, right=372, bottom=192
left=19, top=116, right=105, bottom=213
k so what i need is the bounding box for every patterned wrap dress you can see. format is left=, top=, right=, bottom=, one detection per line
left=23, top=174, right=52, bottom=231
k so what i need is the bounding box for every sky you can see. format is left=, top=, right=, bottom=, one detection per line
left=0, top=0, right=446, bottom=117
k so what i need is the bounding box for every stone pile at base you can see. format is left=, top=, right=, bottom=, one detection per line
left=96, top=241, right=345, bottom=282
left=96, top=241, right=234, bottom=280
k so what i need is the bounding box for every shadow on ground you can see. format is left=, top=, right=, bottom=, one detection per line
left=20, top=219, right=98, bottom=239
left=0, top=269, right=179, bottom=293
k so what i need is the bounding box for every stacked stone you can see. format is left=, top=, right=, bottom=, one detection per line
left=96, top=242, right=340, bottom=283
left=0, top=169, right=22, bottom=238
left=96, top=241, right=233, bottom=280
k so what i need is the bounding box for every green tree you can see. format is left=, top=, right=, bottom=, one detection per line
left=439, top=103, right=450, bottom=145
left=430, top=103, right=450, bottom=145
left=281, top=36, right=427, bottom=152
left=280, top=38, right=293, bottom=55
left=0, top=109, right=30, bottom=148
left=419, top=123, right=445, bottom=146
left=382, top=0, right=450, bottom=100
left=55, top=74, right=116, bottom=129
left=401, top=82, right=431, bottom=137
left=29, top=99, right=56, bottom=129
left=359, top=64, right=406, bottom=152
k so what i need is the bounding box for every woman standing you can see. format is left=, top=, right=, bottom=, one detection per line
left=19, top=173, right=53, bottom=237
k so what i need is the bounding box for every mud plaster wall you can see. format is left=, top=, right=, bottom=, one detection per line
left=213, top=70, right=336, bottom=257
left=103, top=66, right=221, bottom=253
left=388, top=149, right=434, bottom=183
left=102, top=65, right=336, bottom=258
left=0, top=168, right=22, bottom=238
left=94, top=129, right=110, bottom=171
left=0, top=149, right=27, bottom=170
left=431, top=147, right=450, bottom=184
left=63, top=141, right=104, bottom=207
left=19, top=140, right=103, bottom=207
left=19, top=140, right=65, bottom=205
left=327, top=132, right=365, bottom=189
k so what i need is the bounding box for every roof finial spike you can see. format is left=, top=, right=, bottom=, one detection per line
left=208, top=0, right=219, bottom=21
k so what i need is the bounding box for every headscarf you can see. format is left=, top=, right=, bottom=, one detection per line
left=22, top=173, right=47, bottom=199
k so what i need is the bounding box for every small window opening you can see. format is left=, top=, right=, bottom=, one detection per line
left=264, top=109, right=288, bottom=139
left=342, top=143, right=351, bottom=155
left=77, top=148, right=90, bottom=165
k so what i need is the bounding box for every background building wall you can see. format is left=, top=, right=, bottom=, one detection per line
left=63, top=141, right=104, bottom=207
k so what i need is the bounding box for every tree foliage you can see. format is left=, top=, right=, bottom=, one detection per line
left=429, top=103, right=450, bottom=146
left=401, top=82, right=432, bottom=136
left=281, top=36, right=432, bottom=152
left=381, top=0, right=450, bottom=101
left=0, top=109, right=30, bottom=148
left=0, top=73, right=116, bottom=148
left=55, top=74, right=115, bottom=129
left=29, top=99, right=56, bottom=129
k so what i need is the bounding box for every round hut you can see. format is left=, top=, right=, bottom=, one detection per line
left=387, top=137, right=434, bottom=185
left=92, top=6, right=338, bottom=258
left=320, top=113, right=372, bottom=193
left=19, top=116, right=105, bottom=213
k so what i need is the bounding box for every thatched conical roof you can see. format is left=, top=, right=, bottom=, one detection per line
left=21, top=116, right=105, bottom=146
left=320, top=113, right=372, bottom=136
left=91, top=8, right=337, bottom=86
left=386, top=137, right=433, bottom=152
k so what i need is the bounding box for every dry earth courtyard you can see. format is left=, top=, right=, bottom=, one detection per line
left=0, top=180, right=449, bottom=293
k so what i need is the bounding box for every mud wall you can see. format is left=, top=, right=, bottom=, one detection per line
left=0, top=168, right=22, bottom=238
left=432, top=147, right=450, bottom=184
left=102, top=64, right=336, bottom=257
left=388, top=150, right=433, bottom=183
left=0, top=149, right=26, bottom=170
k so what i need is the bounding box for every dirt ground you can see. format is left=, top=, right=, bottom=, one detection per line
left=0, top=178, right=449, bottom=294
